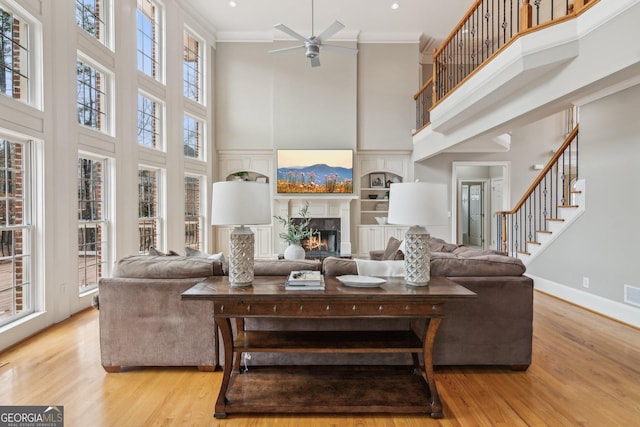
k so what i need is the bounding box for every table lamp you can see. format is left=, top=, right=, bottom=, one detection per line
left=211, top=181, right=271, bottom=286
left=387, top=182, right=436, bottom=286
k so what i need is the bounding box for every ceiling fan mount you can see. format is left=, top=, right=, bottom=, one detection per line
left=269, top=0, right=358, bottom=68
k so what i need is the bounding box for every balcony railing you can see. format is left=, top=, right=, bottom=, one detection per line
left=414, top=0, right=597, bottom=131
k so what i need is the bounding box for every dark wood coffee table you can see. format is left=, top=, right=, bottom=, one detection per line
left=182, top=275, right=476, bottom=419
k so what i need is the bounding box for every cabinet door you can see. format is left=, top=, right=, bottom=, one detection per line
left=384, top=227, right=408, bottom=242
left=358, top=226, right=386, bottom=255
left=254, top=226, right=272, bottom=258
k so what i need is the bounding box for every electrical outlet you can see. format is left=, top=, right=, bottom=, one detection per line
left=582, top=277, right=590, bottom=288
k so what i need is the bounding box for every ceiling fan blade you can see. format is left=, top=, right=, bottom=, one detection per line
left=273, top=24, right=309, bottom=43
left=268, top=45, right=306, bottom=54
left=310, top=56, right=321, bottom=67
left=322, top=44, right=358, bottom=55
left=316, top=20, right=345, bottom=44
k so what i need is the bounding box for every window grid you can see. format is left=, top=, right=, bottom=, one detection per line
left=183, top=115, right=201, bottom=159
left=75, top=0, right=106, bottom=45
left=138, top=168, right=159, bottom=254
left=137, top=0, right=160, bottom=79
left=77, top=157, right=108, bottom=293
left=184, top=175, right=202, bottom=250
left=0, top=139, right=32, bottom=327
left=183, top=30, right=201, bottom=102
left=0, top=6, right=29, bottom=103
left=77, top=60, right=107, bottom=131
left=137, top=93, right=161, bottom=149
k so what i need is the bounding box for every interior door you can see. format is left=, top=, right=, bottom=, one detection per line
left=469, top=183, right=483, bottom=246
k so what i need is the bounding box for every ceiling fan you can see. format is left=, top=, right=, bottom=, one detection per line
left=269, top=0, right=358, bottom=67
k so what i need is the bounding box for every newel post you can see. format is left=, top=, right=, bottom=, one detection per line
left=573, top=0, right=588, bottom=13
left=520, top=0, right=533, bottom=31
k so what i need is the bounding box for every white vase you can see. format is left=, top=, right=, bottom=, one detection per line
left=284, top=242, right=306, bottom=260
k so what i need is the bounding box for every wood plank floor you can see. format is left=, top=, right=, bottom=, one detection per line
left=1, top=291, right=638, bottom=426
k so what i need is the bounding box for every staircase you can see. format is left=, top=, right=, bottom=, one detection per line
left=498, top=125, right=584, bottom=264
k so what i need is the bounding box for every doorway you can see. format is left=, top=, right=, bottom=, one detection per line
left=451, top=162, right=510, bottom=250
left=460, top=182, right=485, bottom=247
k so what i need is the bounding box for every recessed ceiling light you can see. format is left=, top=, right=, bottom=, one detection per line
left=391, top=2, right=400, bottom=10
left=228, top=0, right=237, bottom=7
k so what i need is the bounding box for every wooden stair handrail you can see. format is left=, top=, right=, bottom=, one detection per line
left=497, top=125, right=579, bottom=216
left=413, top=76, right=433, bottom=101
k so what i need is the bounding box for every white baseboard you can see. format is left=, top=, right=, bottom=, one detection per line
left=528, top=274, right=640, bottom=328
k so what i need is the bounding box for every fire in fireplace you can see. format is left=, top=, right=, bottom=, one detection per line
left=292, top=217, right=341, bottom=258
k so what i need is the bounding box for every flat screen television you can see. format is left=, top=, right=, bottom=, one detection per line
left=276, top=149, right=353, bottom=194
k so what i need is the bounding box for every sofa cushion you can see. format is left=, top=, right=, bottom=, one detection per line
left=112, top=255, right=224, bottom=279
left=431, top=250, right=525, bottom=277
left=322, top=257, right=358, bottom=276
left=148, top=247, right=180, bottom=256
left=253, top=259, right=321, bottom=276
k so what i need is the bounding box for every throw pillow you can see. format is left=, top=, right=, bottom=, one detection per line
left=148, top=247, right=180, bottom=256
left=185, top=247, right=225, bottom=261
left=382, top=236, right=404, bottom=260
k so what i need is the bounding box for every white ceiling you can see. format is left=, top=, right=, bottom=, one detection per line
left=178, top=0, right=475, bottom=49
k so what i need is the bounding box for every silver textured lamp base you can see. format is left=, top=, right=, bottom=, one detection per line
left=404, top=226, right=431, bottom=286
left=229, top=226, right=254, bottom=286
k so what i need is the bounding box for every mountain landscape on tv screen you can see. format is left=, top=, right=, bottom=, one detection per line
left=277, top=163, right=353, bottom=193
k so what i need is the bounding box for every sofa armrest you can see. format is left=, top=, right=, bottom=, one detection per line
left=368, top=250, right=385, bottom=260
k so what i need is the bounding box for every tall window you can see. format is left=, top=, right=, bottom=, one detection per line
left=76, top=0, right=109, bottom=47
left=183, top=29, right=202, bottom=103
left=0, top=5, right=29, bottom=103
left=78, top=156, right=108, bottom=293
left=183, top=115, right=202, bottom=159
left=184, top=175, right=202, bottom=250
left=0, top=138, right=32, bottom=327
left=137, top=93, right=162, bottom=149
left=138, top=167, right=160, bottom=254
left=77, top=59, right=108, bottom=131
left=137, top=0, right=161, bottom=80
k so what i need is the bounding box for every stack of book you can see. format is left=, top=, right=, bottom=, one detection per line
left=285, top=270, right=325, bottom=291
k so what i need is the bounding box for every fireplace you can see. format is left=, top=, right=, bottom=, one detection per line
left=292, top=217, right=340, bottom=259
left=274, top=196, right=356, bottom=257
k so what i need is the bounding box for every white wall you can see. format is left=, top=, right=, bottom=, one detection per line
left=527, top=83, right=640, bottom=309
left=214, top=40, right=419, bottom=152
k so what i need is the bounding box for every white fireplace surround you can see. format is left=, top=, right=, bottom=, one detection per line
left=274, top=196, right=358, bottom=256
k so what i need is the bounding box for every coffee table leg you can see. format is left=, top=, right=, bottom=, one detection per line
left=214, top=317, right=233, bottom=419
left=423, top=317, right=444, bottom=418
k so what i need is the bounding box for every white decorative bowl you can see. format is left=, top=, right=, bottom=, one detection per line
left=375, top=216, right=387, bottom=225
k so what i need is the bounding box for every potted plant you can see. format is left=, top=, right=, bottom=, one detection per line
left=274, top=202, right=315, bottom=260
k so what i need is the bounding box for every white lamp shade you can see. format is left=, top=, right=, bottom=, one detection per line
left=387, top=182, right=441, bottom=226
left=211, top=181, right=271, bottom=226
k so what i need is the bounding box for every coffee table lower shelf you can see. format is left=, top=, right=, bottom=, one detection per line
left=216, top=366, right=435, bottom=418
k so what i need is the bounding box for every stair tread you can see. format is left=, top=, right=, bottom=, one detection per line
left=517, top=250, right=531, bottom=255
left=536, top=230, right=552, bottom=234
left=547, top=218, right=565, bottom=222
left=526, top=241, right=541, bottom=245
left=558, top=205, right=579, bottom=208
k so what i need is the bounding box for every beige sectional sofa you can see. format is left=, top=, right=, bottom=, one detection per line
left=97, top=240, right=532, bottom=372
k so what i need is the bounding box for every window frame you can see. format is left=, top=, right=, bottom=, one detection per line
left=76, top=54, right=112, bottom=134
left=183, top=113, right=204, bottom=160
left=137, top=91, right=164, bottom=151
left=184, top=174, right=204, bottom=251
left=75, top=0, right=112, bottom=48
left=0, top=136, right=34, bottom=328
left=183, top=27, right=204, bottom=104
left=0, top=0, right=42, bottom=108
left=77, top=153, right=110, bottom=294
left=137, top=165, right=163, bottom=255
left=136, top=0, right=164, bottom=83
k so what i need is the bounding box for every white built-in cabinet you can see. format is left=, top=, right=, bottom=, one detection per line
left=356, top=152, right=411, bottom=257
left=216, top=151, right=274, bottom=258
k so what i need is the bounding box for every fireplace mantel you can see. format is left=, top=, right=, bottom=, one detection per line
left=274, top=196, right=357, bottom=256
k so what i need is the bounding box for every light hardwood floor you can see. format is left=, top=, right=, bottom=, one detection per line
left=1, top=291, right=638, bottom=426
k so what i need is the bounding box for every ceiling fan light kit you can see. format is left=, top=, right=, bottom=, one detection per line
left=269, top=0, right=358, bottom=68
